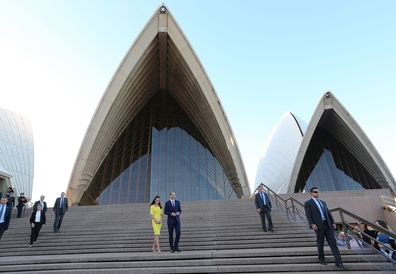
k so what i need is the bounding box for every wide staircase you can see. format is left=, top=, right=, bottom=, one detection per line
left=0, top=199, right=394, bottom=273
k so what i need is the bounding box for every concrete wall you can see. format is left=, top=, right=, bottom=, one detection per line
left=278, top=189, right=396, bottom=230
left=383, top=208, right=396, bottom=231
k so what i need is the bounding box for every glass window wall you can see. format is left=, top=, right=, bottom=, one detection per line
left=80, top=91, right=237, bottom=205
left=295, top=127, right=381, bottom=192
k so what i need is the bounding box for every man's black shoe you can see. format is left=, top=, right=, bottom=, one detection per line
left=175, top=248, right=181, bottom=252
left=318, top=259, right=327, bottom=265
left=170, top=249, right=175, bottom=253
left=335, top=263, right=345, bottom=270
left=269, top=228, right=274, bottom=233
left=263, top=228, right=267, bottom=232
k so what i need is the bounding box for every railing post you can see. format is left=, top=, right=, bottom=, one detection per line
left=339, top=210, right=351, bottom=249
left=291, top=199, right=296, bottom=220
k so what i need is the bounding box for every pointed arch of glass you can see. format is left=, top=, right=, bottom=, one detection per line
left=294, top=127, right=382, bottom=192
left=79, top=91, right=237, bottom=205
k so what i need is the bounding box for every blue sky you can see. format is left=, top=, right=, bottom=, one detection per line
left=1, top=1, right=395, bottom=203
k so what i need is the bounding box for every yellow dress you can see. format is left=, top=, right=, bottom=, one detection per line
left=150, top=205, right=162, bottom=235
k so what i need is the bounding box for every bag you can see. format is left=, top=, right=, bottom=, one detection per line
left=154, top=218, right=162, bottom=225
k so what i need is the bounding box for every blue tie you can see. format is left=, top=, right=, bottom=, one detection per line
left=261, top=193, right=266, bottom=205
left=317, top=200, right=326, bottom=220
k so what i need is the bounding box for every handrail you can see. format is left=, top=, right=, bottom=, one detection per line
left=382, top=195, right=396, bottom=204
left=382, top=195, right=396, bottom=212
left=329, top=207, right=396, bottom=239
left=256, top=183, right=396, bottom=263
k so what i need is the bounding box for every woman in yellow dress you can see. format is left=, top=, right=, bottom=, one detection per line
left=150, top=195, right=163, bottom=252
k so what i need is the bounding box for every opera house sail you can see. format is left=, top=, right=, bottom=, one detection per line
left=67, top=6, right=250, bottom=205
left=289, top=92, right=396, bottom=194
left=255, top=112, right=307, bottom=194
left=0, top=107, right=34, bottom=199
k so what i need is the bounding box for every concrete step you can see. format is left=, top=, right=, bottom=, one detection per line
left=0, top=199, right=394, bottom=273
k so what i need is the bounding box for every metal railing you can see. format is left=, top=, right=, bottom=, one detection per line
left=382, top=195, right=396, bottom=212
left=255, top=184, right=396, bottom=264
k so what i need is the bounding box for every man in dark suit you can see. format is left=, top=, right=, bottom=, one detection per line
left=164, top=192, right=182, bottom=252
left=29, top=203, right=46, bottom=247
left=255, top=184, right=273, bottom=232
left=0, top=197, right=12, bottom=239
left=16, top=192, right=28, bottom=218
left=33, top=195, right=47, bottom=213
left=304, top=187, right=344, bottom=269
left=53, top=192, right=68, bottom=233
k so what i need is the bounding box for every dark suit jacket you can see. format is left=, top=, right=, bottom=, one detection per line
left=53, top=197, right=68, bottom=212
left=29, top=210, right=46, bottom=225
left=1, top=204, right=12, bottom=230
left=255, top=192, right=272, bottom=211
left=164, top=200, right=182, bottom=224
left=304, top=198, right=335, bottom=229
left=33, top=201, right=48, bottom=212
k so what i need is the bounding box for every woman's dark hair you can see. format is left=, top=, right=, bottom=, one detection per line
left=7, top=187, right=13, bottom=192
left=150, top=196, right=162, bottom=209
left=376, top=219, right=389, bottom=229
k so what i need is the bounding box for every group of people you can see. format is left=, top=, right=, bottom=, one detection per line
left=0, top=187, right=28, bottom=218
left=357, top=220, right=395, bottom=259
left=150, top=184, right=344, bottom=271
left=0, top=191, right=69, bottom=247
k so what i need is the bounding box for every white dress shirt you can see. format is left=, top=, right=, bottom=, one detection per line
left=35, top=211, right=41, bottom=223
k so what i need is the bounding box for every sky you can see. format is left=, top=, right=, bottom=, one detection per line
left=0, top=0, right=395, bottom=204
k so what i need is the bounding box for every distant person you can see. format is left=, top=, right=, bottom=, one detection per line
left=17, top=193, right=28, bottom=218
left=53, top=192, right=68, bottom=233
left=254, top=185, right=273, bottom=232
left=0, top=197, right=12, bottom=239
left=6, top=187, right=15, bottom=207
left=29, top=203, right=46, bottom=247
left=164, top=192, right=182, bottom=252
left=150, top=195, right=163, bottom=252
left=304, top=187, right=344, bottom=269
left=361, top=223, right=379, bottom=249
left=375, top=220, right=394, bottom=258
left=33, top=195, right=48, bottom=213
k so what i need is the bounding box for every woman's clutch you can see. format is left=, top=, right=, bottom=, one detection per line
left=155, top=218, right=162, bottom=225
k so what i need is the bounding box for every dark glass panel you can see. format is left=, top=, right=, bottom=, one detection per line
left=295, top=127, right=382, bottom=192
left=118, top=169, right=130, bottom=203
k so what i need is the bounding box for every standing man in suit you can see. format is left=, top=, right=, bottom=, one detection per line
left=0, top=197, right=12, bottom=239
left=33, top=195, right=47, bottom=213
left=255, top=185, right=273, bottom=232
left=53, top=192, right=68, bottom=233
left=164, top=192, right=182, bottom=252
left=29, top=203, right=46, bottom=247
left=16, top=192, right=28, bottom=218
left=304, top=187, right=344, bottom=269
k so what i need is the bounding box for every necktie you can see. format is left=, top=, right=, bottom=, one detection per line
left=317, top=200, right=326, bottom=219
left=0, top=205, right=4, bottom=221
left=261, top=193, right=266, bottom=205
left=60, top=198, right=63, bottom=208
left=171, top=200, right=175, bottom=207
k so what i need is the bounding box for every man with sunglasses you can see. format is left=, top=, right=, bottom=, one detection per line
left=304, top=187, right=344, bottom=270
